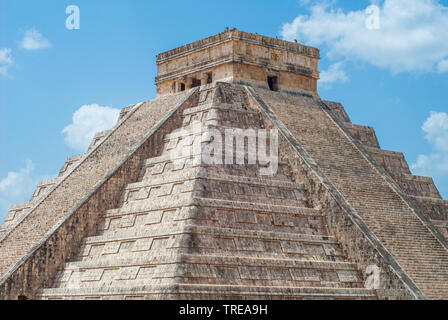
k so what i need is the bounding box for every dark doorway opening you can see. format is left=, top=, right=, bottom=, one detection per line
left=206, top=72, right=213, bottom=84
left=267, top=76, right=278, bottom=91
left=180, top=83, right=186, bottom=91
left=191, top=78, right=201, bottom=88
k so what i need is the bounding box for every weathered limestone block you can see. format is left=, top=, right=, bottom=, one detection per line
left=344, top=124, right=380, bottom=148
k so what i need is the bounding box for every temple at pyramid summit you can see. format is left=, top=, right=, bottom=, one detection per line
left=1, top=28, right=448, bottom=300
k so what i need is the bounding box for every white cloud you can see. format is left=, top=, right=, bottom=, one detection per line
left=20, top=28, right=51, bottom=50
left=62, top=104, right=120, bottom=152
left=0, top=160, right=38, bottom=223
left=298, top=0, right=311, bottom=5
left=0, top=48, right=13, bottom=77
left=438, top=59, right=448, bottom=73
left=281, top=0, right=448, bottom=74
left=411, top=112, right=448, bottom=177
left=319, top=61, right=349, bottom=86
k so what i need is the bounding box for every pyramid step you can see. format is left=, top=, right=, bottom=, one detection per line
left=343, top=122, right=379, bottom=148
left=85, top=223, right=337, bottom=245
left=120, top=169, right=309, bottom=207
left=431, top=219, right=448, bottom=227
left=408, top=196, right=448, bottom=224
left=87, top=129, right=113, bottom=152
left=202, top=194, right=307, bottom=208
left=194, top=198, right=320, bottom=215
left=409, top=195, right=448, bottom=206
left=71, top=246, right=346, bottom=270
left=378, top=231, right=448, bottom=239
left=58, top=153, right=85, bottom=177
left=391, top=173, right=441, bottom=199
left=100, top=196, right=318, bottom=227
left=81, top=223, right=342, bottom=256
left=164, top=122, right=272, bottom=143
left=393, top=258, right=448, bottom=266
left=62, top=253, right=356, bottom=271
left=99, top=195, right=193, bottom=228
left=0, top=201, right=36, bottom=239
left=104, top=197, right=320, bottom=218
left=1, top=202, right=33, bottom=226
left=30, top=177, right=59, bottom=202
left=127, top=168, right=304, bottom=191
left=431, top=220, right=448, bottom=238
left=37, top=284, right=377, bottom=300
left=143, top=151, right=289, bottom=167
left=46, top=254, right=364, bottom=292
left=117, top=188, right=308, bottom=209
left=408, top=270, right=448, bottom=276
left=363, top=146, right=411, bottom=175
left=140, top=153, right=292, bottom=181
left=76, top=224, right=342, bottom=264
left=182, top=102, right=260, bottom=117
left=99, top=202, right=320, bottom=235
left=177, top=116, right=263, bottom=137
left=179, top=104, right=263, bottom=129
left=99, top=198, right=323, bottom=234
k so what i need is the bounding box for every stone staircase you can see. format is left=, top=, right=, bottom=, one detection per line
left=0, top=127, right=127, bottom=240
left=0, top=129, right=127, bottom=240
left=36, top=85, right=376, bottom=300
left=0, top=91, right=192, bottom=294
left=0, top=156, right=83, bottom=239
left=325, top=102, right=448, bottom=239
left=254, top=88, right=448, bottom=299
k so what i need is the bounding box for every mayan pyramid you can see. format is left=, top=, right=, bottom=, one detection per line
left=1, top=29, right=448, bottom=300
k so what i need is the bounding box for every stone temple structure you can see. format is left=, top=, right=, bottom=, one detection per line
left=1, top=29, right=448, bottom=300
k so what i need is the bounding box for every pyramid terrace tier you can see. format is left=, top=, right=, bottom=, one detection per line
left=38, top=284, right=376, bottom=300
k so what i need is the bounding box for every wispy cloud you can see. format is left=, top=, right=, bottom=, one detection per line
left=411, top=112, right=448, bottom=193
left=62, top=104, right=120, bottom=152
left=20, top=27, right=51, bottom=50
left=319, top=61, right=349, bottom=87
left=0, top=48, right=13, bottom=77
left=0, top=160, right=38, bottom=223
left=437, top=59, right=448, bottom=73
left=281, top=0, right=448, bottom=74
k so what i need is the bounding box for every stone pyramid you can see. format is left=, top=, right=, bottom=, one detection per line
left=0, top=29, right=447, bottom=300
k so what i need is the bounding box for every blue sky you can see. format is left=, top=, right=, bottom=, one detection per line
left=1, top=0, right=448, bottom=222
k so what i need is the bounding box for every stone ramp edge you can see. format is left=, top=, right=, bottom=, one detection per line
left=245, top=85, right=426, bottom=300
left=0, top=88, right=199, bottom=298
left=0, top=102, right=145, bottom=244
